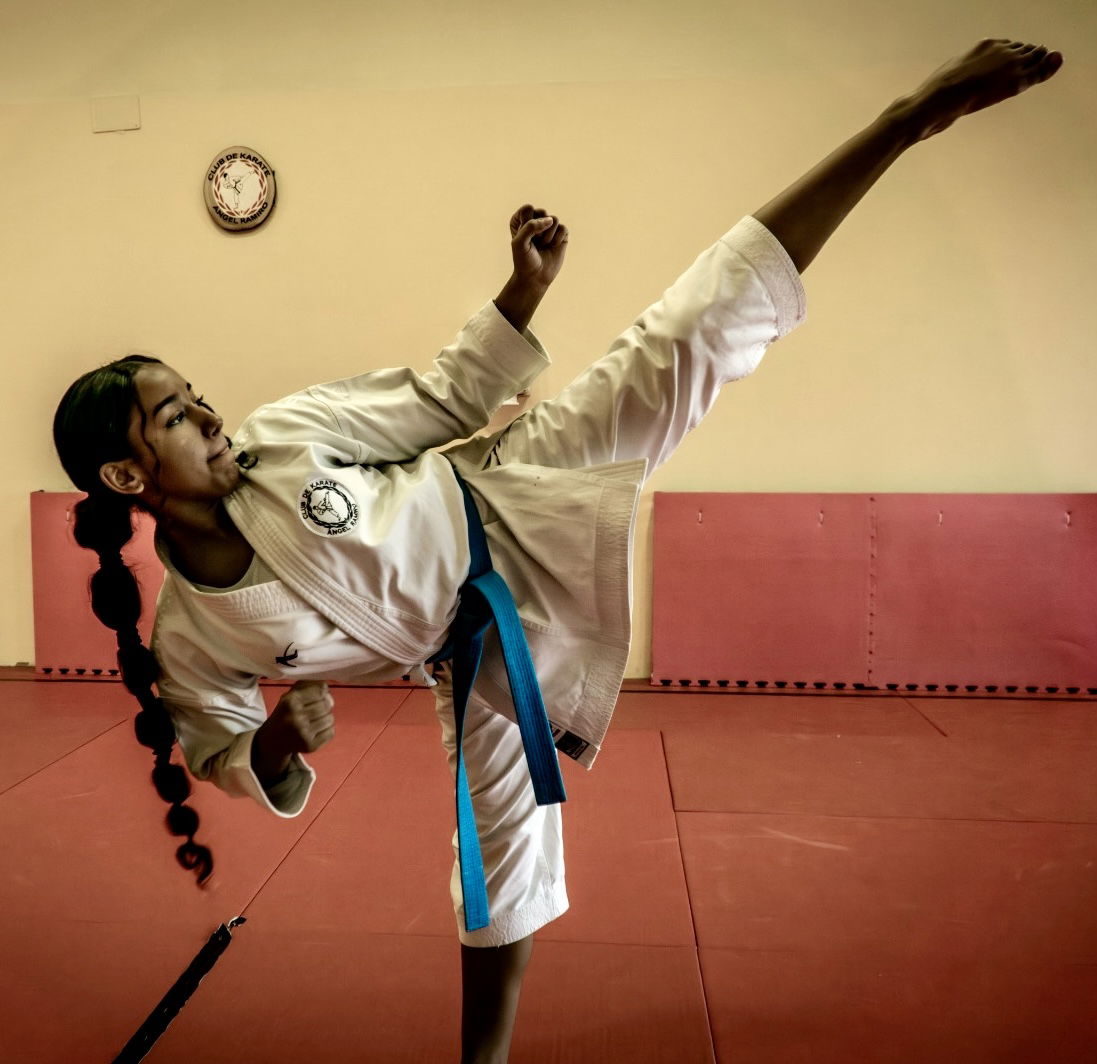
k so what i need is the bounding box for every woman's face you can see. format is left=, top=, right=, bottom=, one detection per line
left=121, top=362, right=240, bottom=505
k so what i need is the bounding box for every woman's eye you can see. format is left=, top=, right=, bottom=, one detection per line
left=165, top=394, right=213, bottom=427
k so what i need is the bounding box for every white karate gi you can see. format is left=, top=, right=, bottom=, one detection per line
left=153, top=215, right=806, bottom=944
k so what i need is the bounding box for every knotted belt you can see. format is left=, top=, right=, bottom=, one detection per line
left=430, top=466, right=567, bottom=932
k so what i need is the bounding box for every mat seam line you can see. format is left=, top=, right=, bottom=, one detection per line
left=0, top=716, right=130, bottom=798
left=673, top=809, right=1097, bottom=826
left=900, top=694, right=950, bottom=737
left=663, top=728, right=719, bottom=1063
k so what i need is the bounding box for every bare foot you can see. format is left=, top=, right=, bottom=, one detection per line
left=902, top=39, right=1063, bottom=140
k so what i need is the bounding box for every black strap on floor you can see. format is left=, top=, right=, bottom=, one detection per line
left=112, top=916, right=246, bottom=1063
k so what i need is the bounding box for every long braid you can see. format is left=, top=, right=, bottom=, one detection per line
left=56, top=358, right=214, bottom=886
left=73, top=492, right=213, bottom=883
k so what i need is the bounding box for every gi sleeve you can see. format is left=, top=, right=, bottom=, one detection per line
left=293, top=301, right=551, bottom=462
left=153, top=630, right=316, bottom=818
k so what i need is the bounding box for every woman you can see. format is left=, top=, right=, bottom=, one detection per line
left=54, top=40, right=1061, bottom=1063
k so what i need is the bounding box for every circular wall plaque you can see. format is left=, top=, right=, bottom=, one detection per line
left=204, top=146, right=276, bottom=231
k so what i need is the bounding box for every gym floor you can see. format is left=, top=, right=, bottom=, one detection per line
left=3, top=675, right=1096, bottom=1063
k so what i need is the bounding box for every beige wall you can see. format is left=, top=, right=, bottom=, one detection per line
left=4, top=0, right=1095, bottom=675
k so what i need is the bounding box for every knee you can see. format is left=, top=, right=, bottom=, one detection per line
left=461, top=934, right=534, bottom=986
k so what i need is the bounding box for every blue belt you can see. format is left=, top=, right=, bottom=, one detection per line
left=430, top=467, right=567, bottom=932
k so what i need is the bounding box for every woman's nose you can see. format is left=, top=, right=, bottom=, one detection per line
left=202, top=409, right=224, bottom=436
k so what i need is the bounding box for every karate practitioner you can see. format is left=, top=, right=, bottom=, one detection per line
left=53, top=39, right=1062, bottom=1063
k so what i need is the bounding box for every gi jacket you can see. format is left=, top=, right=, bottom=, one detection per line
left=153, top=298, right=646, bottom=815
left=154, top=216, right=806, bottom=816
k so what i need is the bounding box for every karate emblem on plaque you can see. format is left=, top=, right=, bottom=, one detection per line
left=204, top=146, right=276, bottom=231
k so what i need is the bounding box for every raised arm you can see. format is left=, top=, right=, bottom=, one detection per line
left=494, top=204, right=570, bottom=332
left=236, top=205, right=571, bottom=465
left=754, top=39, right=1063, bottom=274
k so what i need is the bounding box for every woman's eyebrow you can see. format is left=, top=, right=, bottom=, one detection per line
left=150, top=385, right=190, bottom=417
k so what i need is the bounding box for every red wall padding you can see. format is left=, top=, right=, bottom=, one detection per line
left=652, top=493, right=1097, bottom=692
left=30, top=492, right=162, bottom=674
left=30, top=490, right=1097, bottom=691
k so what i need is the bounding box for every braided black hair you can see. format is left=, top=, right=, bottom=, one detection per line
left=54, top=357, right=213, bottom=885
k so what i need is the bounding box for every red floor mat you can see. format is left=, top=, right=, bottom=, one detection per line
left=0, top=685, right=407, bottom=1062
left=544, top=729, right=694, bottom=947
left=388, top=686, right=440, bottom=726
left=659, top=695, right=946, bottom=817
left=677, top=811, right=1097, bottom=961
left=659, top=695, right=1097, bottom=821
left=0, top=678, right=127, bottom=792
left=6, top=682, right=1096, bottom=1062
left=246, top=722, right=694, bottom=948
left=153, top=932, right=714, bottom=1063
left=152, top=929, right=462, bottom=1063
left=911, top=697, right=1097, bottom=821
left=241, top=722, right=457, bottom=939
left=700, top=947, right=1097, bottom=1064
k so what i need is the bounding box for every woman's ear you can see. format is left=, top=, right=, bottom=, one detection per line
left=99, top=459, right=147, bottom=497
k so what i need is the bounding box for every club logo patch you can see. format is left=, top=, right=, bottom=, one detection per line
left=299, top=478, right=359, bottom=536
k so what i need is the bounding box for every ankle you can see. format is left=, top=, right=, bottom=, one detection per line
left=879, top=90, right=954, bottom=146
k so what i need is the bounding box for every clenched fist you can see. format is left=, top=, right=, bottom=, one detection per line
left=494, top=204, right=570, bottom=334
left=508, top=204, right=569, bottom=290
left=252, top=680, right=335, bottom=785
left=270, top=680, right=335, bottom=753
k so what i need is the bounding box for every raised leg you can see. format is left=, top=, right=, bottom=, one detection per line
left=755, top=39, right=1063, bottom=273
left=459, top=41, right=1063, bottom=484
left=460, top=936, right=534, bottom=1064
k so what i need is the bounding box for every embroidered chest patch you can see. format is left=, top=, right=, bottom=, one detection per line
left=299, top=478, right=359, bottom=536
